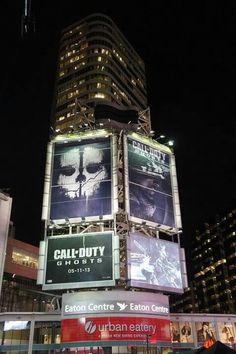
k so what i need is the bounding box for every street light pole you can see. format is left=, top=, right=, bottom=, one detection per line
left=146, top=334, right=150, bottom=354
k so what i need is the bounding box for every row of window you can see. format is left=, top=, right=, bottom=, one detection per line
left=12, top=248, right=38, bottom=269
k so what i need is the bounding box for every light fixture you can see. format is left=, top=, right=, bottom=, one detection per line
left=149, top=130, right=155, bottom=137
left=65, top=217, right=70, bottom=225
left=49, top=220, right=61, bottom=229
left=167, top=140, right=174, bottom=147
left=156, top=134, right=165, bottom=141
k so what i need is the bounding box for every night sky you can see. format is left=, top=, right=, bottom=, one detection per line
left=1, top=1, right=236, bottom=277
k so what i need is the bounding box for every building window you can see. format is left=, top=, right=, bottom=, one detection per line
left=12, top=248, right=38, bottom=269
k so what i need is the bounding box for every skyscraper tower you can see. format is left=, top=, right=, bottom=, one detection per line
left=38, top=13, right=185, bottom=353
left=52, top=13, right=148, bottom=133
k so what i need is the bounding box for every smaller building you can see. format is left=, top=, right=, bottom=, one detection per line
left=0, top=238, right=60, bottom=313
left=170, top=208, right=236, bottom=314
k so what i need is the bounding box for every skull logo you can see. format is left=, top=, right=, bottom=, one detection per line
left=57, top=145, right=107, bottom=199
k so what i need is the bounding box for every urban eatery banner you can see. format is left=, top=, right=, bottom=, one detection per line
left=42, top=232, right=118, bottom=290
left=124, top=134, right=182, bottom=232
left=61, top=316, right=171, bottom=343
left=127, top=233, right=183, bottom=294
left=48, top=135, right=115, bottom=223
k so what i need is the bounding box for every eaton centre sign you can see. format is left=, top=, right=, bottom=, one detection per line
left=62, top=290, right=169, bottom=317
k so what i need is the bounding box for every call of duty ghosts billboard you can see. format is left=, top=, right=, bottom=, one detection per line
left=124, top=135, right=182, bottom=232
left=41, top=232, right=119, bottom=290
left=127, top=233, right=183, bottom=293
left=42, top=134, right=117, bottom=224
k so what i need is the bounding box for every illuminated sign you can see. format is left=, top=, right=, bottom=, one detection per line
left=195, top=321, right=216, bottom=344
left=124, top=135, right=181, bottom=232
left=42, top=232, right=118, bottom=290
left=62, top=290, right=169, bottom=317
left=61, top=316, right=171, bottom=343
left=47, top=136, right=115, bottom=224
left=218, top=322, right=235, bottom=344
left=127, top=233, right=183, bottom=293
left=4, top=321, right=29, bottom=331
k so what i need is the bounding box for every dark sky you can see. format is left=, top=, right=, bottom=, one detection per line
left=1, top=1, right=236, bottom=276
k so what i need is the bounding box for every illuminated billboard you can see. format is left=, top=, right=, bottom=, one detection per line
left=218, top=322, right=235, bottom=344
left=124, top=134, right=182, bottom=232
left=127, top=233, right=183, bottom=293
left=61, top=317, right=171, bottom=344
left=42, top=133, right=118, bottom=224
left=195, top=321, right=216, bottom=344
left=42, top=232, right=119, bottom=290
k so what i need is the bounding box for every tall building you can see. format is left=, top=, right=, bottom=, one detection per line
left=1, top=14, right=187, bottom=354
left=1, top=12, right=236, bottom=354
left=52, top=13, right=148, bottom=132
left=37, top=12, right=184, bottom=354
left=170, top=208, right=236, bottom=314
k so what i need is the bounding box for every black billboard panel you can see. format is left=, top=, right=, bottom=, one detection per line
left=43, top=232, right=115, bottom=290
left=49, top=137, right=112, bottom=222
left=127, top=233, right=183, bottom=294
left=125, top=136, right=180, bottom=231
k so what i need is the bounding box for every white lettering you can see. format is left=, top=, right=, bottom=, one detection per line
left=151, top=304, right=169, bottom=313
left=64, top=304, right=86, bottom=312
left=53, top=246, right=105, bottom=260
left=130, top=303, right=150, bottom=311
left=99, top=323, right=127, bottom=332
left=88, top=303, right=115, bottom=311
left=129, top=324, right=156, bottom=334
left=132, top=141, right=166, bottom=163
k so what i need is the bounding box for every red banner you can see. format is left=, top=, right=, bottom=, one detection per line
left=62, top=316, right=171, bottom=343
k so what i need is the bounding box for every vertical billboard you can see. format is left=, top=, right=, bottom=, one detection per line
left=127, top=233, right=183, bottom=293
left=170, top=321, right=180, bottom=343
left=218, top=322, right=235, bottom=344
left=124, top=134, right=181, bottom=232
left=42, top=133, right=118, bottom=224
left=42, top=232, right=118, bottom=290
left=179, top=321, right=193, bottom=343
left=195, top=321, right=216, bottom=344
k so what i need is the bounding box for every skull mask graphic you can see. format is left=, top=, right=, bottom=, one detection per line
left=57, top=145, right=107, bottom=199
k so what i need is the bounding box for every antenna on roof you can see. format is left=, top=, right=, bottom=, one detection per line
left=21, top=0, right=35, bottom=38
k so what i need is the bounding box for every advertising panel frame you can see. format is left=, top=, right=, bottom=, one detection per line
left=127, top=232, right=184, bottom=294
left=42, top=231, right=119, bottom=290
left=42, top=131, right=118, bottom=225
left=123, top=133, right=182, bottom=234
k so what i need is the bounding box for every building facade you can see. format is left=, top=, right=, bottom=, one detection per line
left=170, top=208, right=236, bottom=314
left=0, top=237, right=58, bottom=314
left=192, top=209, right=236, bottom=314
left=53, top=13, right=148, bottom=132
